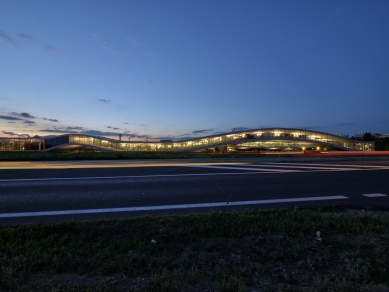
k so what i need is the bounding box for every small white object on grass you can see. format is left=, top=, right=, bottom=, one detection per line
left=151, top=239, right=156, bottom=243
left=316, top=231, right=322, bottom=241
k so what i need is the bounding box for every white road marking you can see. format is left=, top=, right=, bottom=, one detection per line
left=0, top=195, right=348, bottom=218
left=243, top=164, right=350, bottom=170
left=262, top=162, right=389, bottom=169
left=187, top=165, right=298, bottom=172
left=190, top=163, right=388, bottom=173
left=0, top=171, right=272, bottom=183
left=0, top=162, right=247, bottom=170
left=362, top=193, right=388, bottom=197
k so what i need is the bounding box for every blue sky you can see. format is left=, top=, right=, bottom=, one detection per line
left=1, top=0, right=388, bottom=140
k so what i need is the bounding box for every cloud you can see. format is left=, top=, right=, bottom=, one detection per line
left=336, top=123, right=357, bottom=127
left=41, top=43, right=60, bottom=57
left=91, top=33, right=127, bottom=56
left=10, top=112, right=36, bottom=119
left=325, top=5, right=345, bottom=27
left=0, top=30, right=16, bottom=45
left=81, top=130, right=126, bottom=137
left=192, top=129, right=214, bottom=134
left=17, top=33, right=35, bottom=41
left=2, top=131, right=16, bottom=135
left=40, top=129, right=80, bottom=134
left=39, top=126, right=84, bottom=134
left=146, top=50, right=155, bottom=57
left=43, top=117, right=59, bottom=122
left=232, top=127, right=252, bottom=132
left=299, top=126, right=325, bottom=130
left=107, top=126, right=121, bottom=130
left=24, top=120, right=35, bottom=124
left=98, top=99, right=110, bottom=103
left=0, top=30, right=60, bottom=57
left=1, top=130, right=30, bottom=137
left=0, top=115, right=23, bottom=120
left=123, top=122, right=129, bottom=124
left=129, top=37, right=145, bottom=46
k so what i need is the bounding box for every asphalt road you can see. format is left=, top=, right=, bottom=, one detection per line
left=1, top=159, right=389, bottom=225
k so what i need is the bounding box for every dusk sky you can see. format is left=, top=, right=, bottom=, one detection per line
left=1, top=1, right=388, bottom=141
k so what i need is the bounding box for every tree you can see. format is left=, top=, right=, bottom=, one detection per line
left=362, top=133, right=373, bottom=141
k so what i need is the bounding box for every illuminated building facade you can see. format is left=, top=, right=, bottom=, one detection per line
left=0, top=128, right=375, bottom=152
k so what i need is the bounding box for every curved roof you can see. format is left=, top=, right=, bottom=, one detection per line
left=42, top=127, right=374, bottom=152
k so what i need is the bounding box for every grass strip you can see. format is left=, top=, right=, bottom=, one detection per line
left=1, top=208, right=389, bottom=291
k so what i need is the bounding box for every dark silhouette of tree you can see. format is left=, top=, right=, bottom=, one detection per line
left=362, top=133, right=373, bottom=141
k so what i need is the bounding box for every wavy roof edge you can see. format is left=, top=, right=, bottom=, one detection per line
left=43, top=127, right=359, bottom=143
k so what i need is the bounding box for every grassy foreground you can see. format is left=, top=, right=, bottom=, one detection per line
left=1, top=209, right=389, bottom=291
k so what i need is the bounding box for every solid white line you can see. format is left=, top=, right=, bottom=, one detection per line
left=0, top=171, right=271, bottom=183
left=362, top=193, right=388, bottom=197
left=245, top=164, right=350, bottom=170
left=263, top=162, right=389, bottom=169
left=0, top=196, right=348, bottom=218
left=188, top=165, right=298, bottom=172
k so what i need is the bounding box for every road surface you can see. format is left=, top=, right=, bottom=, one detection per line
left=0, top=159, right=388, bottom=225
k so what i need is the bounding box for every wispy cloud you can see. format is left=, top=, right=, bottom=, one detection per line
left=98, top=99, right=110, bottom=103
left=232, top=127, right=252, bottom=132
left=1, top=130, right=30, bottom=137
left=10, top=112, right=36, bottom=119
left=0, top=30, right=16, bottom=45
left=82, top=130, right=127, bottom=137
left=325, top=5, right=345, bottom=27
left=41, top=43, right=60, bottom=58
left=129, top=37, right=145, bottom=46
left=40, top=128, right=80, bottom=134
left=192, top=129, right=214, bottom=134
left=299, top=126, right=325, bottom=130
left=0, top=115, right=23, bottom=120
left=2, top=130, right=16, bottom=135
left=91, top=33, right=127, bottom=56
left=24, top=120, right=35, bottom=124
left=336, top=122, right=357, bottom=127
left=66, top=126, right=84, bottom=130
left=17, top=33, right=35, bottom=41
left=0, top=29, right=60, bottom=57
left=43, top=117, right=59, bottom=122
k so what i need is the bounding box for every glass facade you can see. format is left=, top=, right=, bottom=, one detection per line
left=0, top=138, right=45, bottom=151
left=0, top=128, right=375, bottom=152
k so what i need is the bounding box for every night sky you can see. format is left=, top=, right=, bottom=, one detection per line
left=1, top=1, right=388, bottom=140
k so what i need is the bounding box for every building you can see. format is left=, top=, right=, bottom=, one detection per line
left=0, top=128, right=375, bottom=152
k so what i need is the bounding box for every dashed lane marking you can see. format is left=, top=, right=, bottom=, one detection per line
left=0, top=195, right=348, bottom=218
